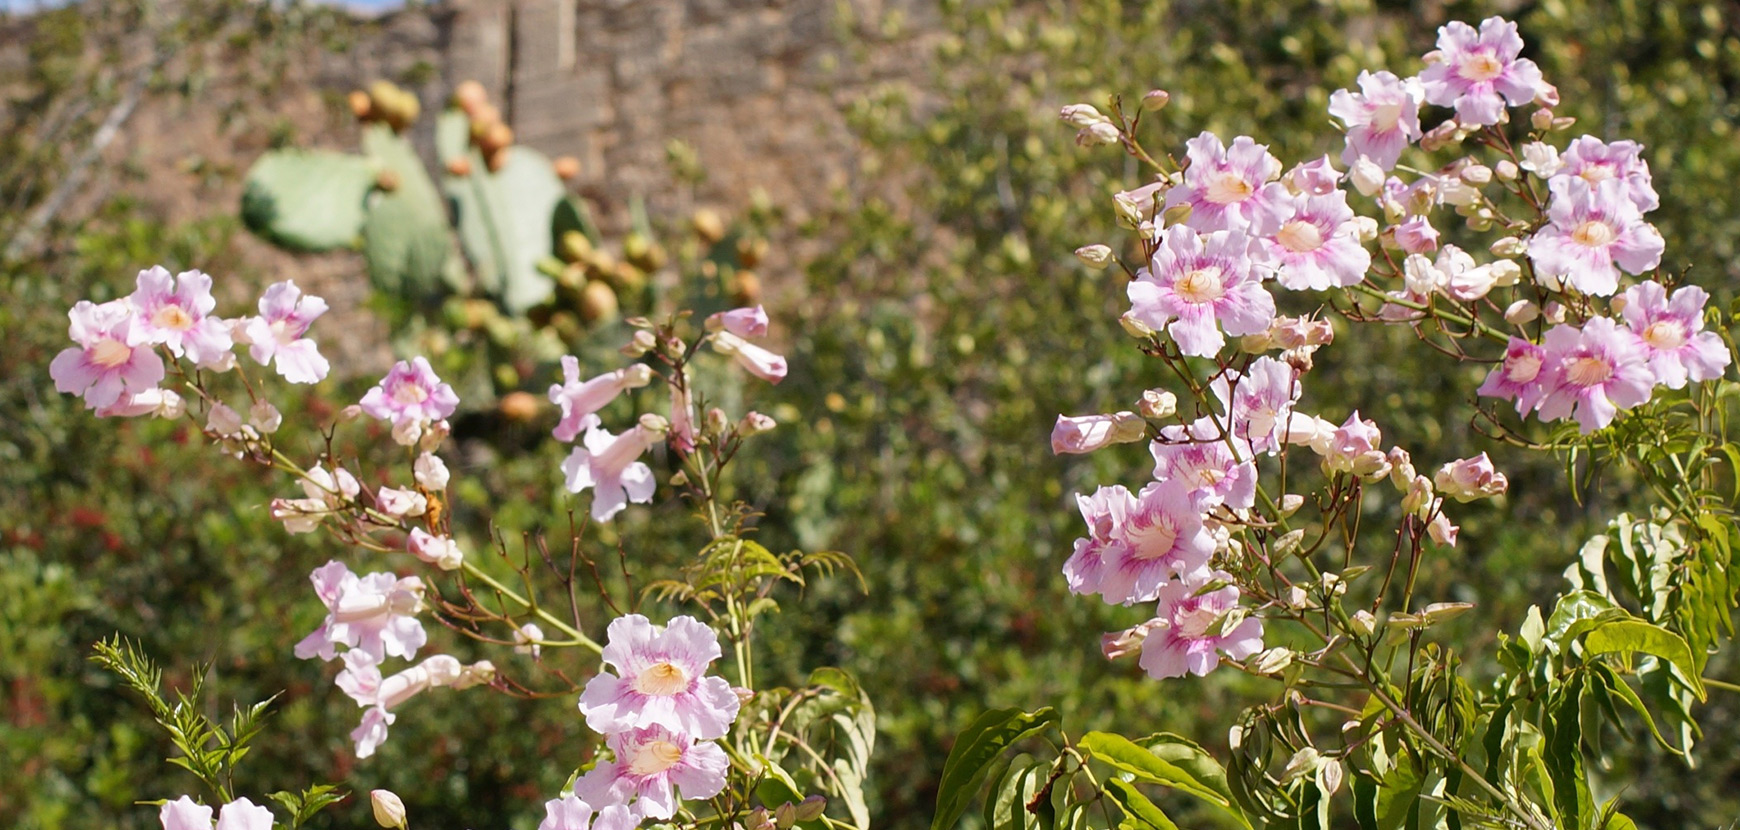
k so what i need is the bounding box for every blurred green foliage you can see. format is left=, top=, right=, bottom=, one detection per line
left=5, top=0, right=1740, bottom=829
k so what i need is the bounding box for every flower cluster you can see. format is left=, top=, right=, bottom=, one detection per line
left=553, top=306, right=785, bottom=522
left=50, top=270, right=331, bottom=417
left=538, top=614, right=741, bottom=829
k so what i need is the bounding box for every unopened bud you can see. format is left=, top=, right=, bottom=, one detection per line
left=1059, top=103, right=1107, bottom=128
left=1504, top=299, right=1539, bottom=325
left=739, top=411, right=777, bottom=435
left=1530, top=108, right=1554, bottom=131
left=1141, top=89, right=1171, bottom=111
left=795, top=795, right=828, bottom=822
left=1119, top=311, right=1157, bottom=339
left=775, top=803, right=798, bottom=830
left=249, top=400, right=282, bottom=434
left=1349, top=216, right=1379, bottom=243
left=1494, top=159, right=1519, bottom=180
left=1349, top=609, right=1377, bottom=637
left=1460, top=164, right=1492, bottom=185
left=371, top=790, right=407, bottom=829
left=621, top=329, right=657, bottom=357
left=1489, top=260, right=1522, bottom=287
left=1490, top=236, right=1528, bottom=258
left=1075, top=244, right=1113, bottom=269
left=1348, top=157, right=1385, bottom=196
left=1136, top=389, right=1176, bottom=419
left=1076, top=121, right=1121, bottom=147
left=705, top=408, right=730, bottom=436
left=1252, top=647, right=1294, bottom=675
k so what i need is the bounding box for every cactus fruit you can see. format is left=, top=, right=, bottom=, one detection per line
left=553, top=156, right=581, bottom=179
left=578, top=280, right=619, bottom=323
left=692, top=208, right=726, bottom=243
left=348, top=90, right=372, bottom=119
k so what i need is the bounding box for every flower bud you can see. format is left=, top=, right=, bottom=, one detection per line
left=739, top=411, right=777, bottom=436
left=1074, top=244, right=1113, bottom=269
left=1051, top=412, right=1147, bottom=455
left=1059, top=103, right=1107, bottom=128
left=1401, top=475, right=1434, bottom=517
left=1119, top=311, right=1157, bottom=339
left=414, top=453, right=450, bottom=490
left=621, top=329, right=657, bottom=358
left=795, top=795, right=828, bottom=822
left=1141, top=89, right=1171, bottom=111
left=1348, top=610, right=1376, bottom=637
left=1348, top=157, right=1385, bottom=196
left=1349, top=216, right=1379, bottom=243
left=1494, top=159, right=1519, bottom=180
left=208, top=401, right=244, bottom=437
left=775, top=802, right=798, bottom=830
left=371, top=790, right=407, bottom=829
left=1531, top=108, right=1554, bottom=130
left=1076, top=122, right=1121, bottom=147
left=705, top=408, right=730, bottom=437
left=1251, top=647, right=1294, bottom=675
left=1504, top=299, right=1539, bottom=325
left=514, top=622, right=545, bottom=657
left=1136, top=389, right=1176, bottom=419
left=249, top=401, right=282, bottom=434
left=1460, top=164, right=1492, bottom=185
left=1489, top=236, right=1528, bottom=258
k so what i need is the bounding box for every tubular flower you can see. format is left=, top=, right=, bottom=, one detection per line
left=1537, top=318, right=1654, bottom=433
left=710, top=331, right=788, bottom=383
left=1208, top=356, right=1300, bottom=456
left=1163, top=132, right=1292, bottom=234
left=1417, top=16, right=1548, bottom=126
left=1477, top=337, right=1551, bottom=415
left=1528, top=177, right=1663, bottom=297
left=548, top=357, right=655, bottom=443
left=1051, top=411, right=1148, bottom=455
left=240, top=280, right=330, bottom=383
left=1127, top=225, right=1274, bottom=358
left=360, top=357, right=459, bottom=429
left=1618, top=281, right=1730, bottom=389
left=562, top=414, right=668, bottom=522
left=1327, top=70, right=1424, bottom=170
left=50, top=299, right=164, bottom=411
left=1255, top=191, right=1371, bottom=291
left=538, top=795, right=638, bottom=830
left=128, top=266, right=234, bottom=366
left=580, top=614, right=742, bottom=740
left=1138, top=571, right=1265, bottom=680
left=704, top=305, right=769, bottom=338
left=1557, top=135, right=1658, bottom=213
left=293, top=561, right=428, bottom=663
left=1150, top=419, right=1257, bottom=510
left=1066, top=480, right=1213, bottom=606
left=575, top=724, right=730, bottom=820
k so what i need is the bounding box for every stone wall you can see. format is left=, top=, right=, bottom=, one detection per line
left=431, top=0, right=943, bottom=232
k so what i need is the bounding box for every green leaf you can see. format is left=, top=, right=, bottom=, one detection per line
left=360, top=124, right=457, bottom=299
left=1544, top=673, right=1592, bottom=829
left=1079, top=731, right=1249, bottom=828
left=1582, top=620, right=1707, bottom=701
left=1372, top=744, right=1421, bottom=830
left=1105, top=779, right=1179, bottom=830
left=1352, top=770, right=1378, bottom=830
left=987, top=755, right=1049, bottom=830
left=931, top=708, right=1058, bottom=830
left=240, top=149, right=375, bottom=252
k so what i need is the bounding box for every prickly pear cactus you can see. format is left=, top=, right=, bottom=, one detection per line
left=435, top=110, right=569, bottom=314
left=359, top=124, right=459, bottom=299
left=239, top=150, right=375, bottom=252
